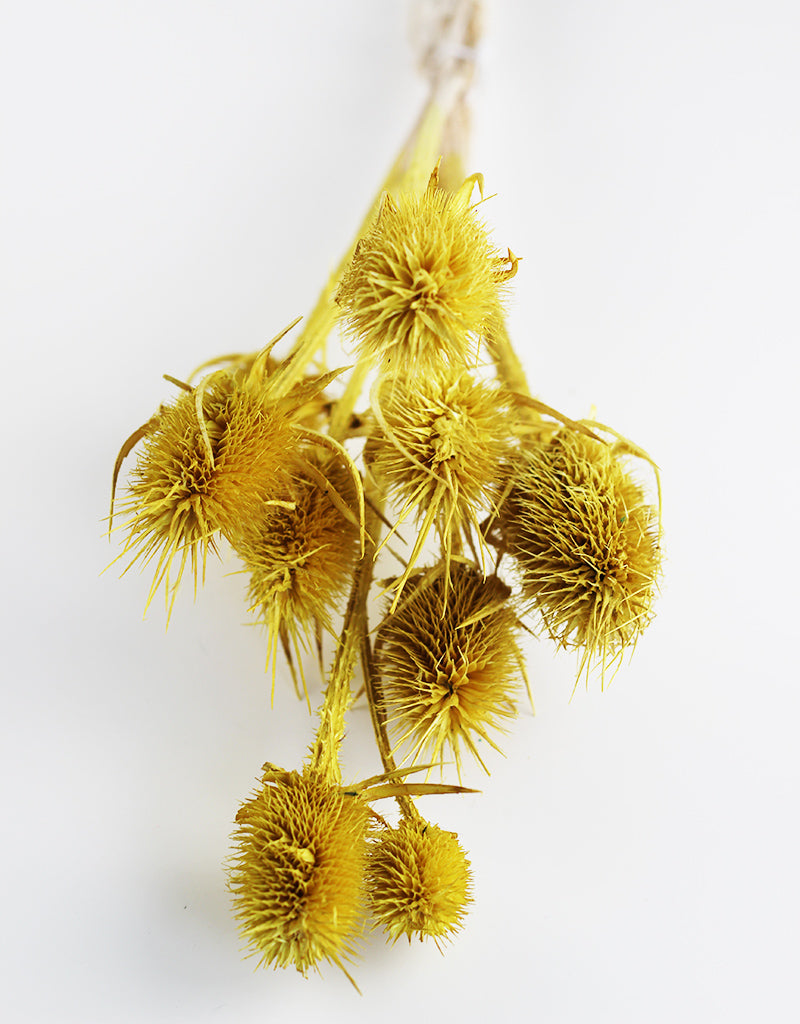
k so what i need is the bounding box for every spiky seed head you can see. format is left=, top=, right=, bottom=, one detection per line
left=336, top=167, right=517, bottom=371
left=116, top=371, right=299, bottom=609
left=502, top=430, right=661, bottom=679
left=367, top=816, right=472, bottom=945
left=234, top=458, right=360, bottom=660
left=368, top=370, right=513, bottom=532
left=375, top=562, right=523, bottom=778
left=228, top=769, right=370, bottom=978
left=366, top=371, right=515, bottom=605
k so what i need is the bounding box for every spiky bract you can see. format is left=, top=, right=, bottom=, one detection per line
left=337, top=168, right=516, bottom=371
left=502, top=430, right=660, bottom=678
left=367, top=816, right=472, bottom=945
left=234, top=458, right=360, bottom=668
left=117, top=372, right=298, bottom=609
left=229, top=769, right=370, bottom=978
left=375, top=562, right=523, bottom=778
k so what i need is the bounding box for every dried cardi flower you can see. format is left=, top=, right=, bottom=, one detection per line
left=112, top=329, right=364, bottom=615
left=114, top=371, right=299, bottom=611
left=502, top=429, right=661, bottom=680
left=337, top=166, right=517, bottom=371
left=234, top=457, right=360, bottom=685
left=229, top=768, right=370, bottom=979
left=375, top=562, right=524, bottom=778
left=106, top=5, right=667, bottom=988
left=367, top=816, right=472, bottom=945
left=367, top=369, right=515, bottom=604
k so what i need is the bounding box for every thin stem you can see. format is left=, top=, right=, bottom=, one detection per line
left=358, top=496, right=420, bottom=822
left=305, top=542, right=373, bottom=784
left=485, top=315, right=532, bottom=398
left=327, top=356, right=373, bottom=443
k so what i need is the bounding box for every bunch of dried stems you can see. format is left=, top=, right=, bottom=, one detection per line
left=108, top=0, right=661, bottom=988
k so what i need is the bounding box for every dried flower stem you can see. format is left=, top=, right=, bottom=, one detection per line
left=358, top=500, right=420, bottom=822
left=305, top=534, right=374, bottom=785
left=112, top=0, right=665, bottom=980
left=485, top=316, right=533, bottom=398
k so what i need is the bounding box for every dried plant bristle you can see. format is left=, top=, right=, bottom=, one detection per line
left=503, top=429, right=661, bottom=680
left=375, top=562, right=523, bottom=778
left=228, top=769, right=369, bottom=979
left=367, top=816, right=472, bottom=945
left=337, top=167, right=517, bottom=371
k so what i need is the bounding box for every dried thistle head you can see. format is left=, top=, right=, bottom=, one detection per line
left=112, top=327, right=365, bottom=616
left=375, top=562, right=524, bottom=778
left=367, top=370, right=515, bottom=603
left=234, top=457, right=360, bottom=678
left=367, top=816, right=472, bottom=946
left=228, top=768, right=370, bottom=980
left=336, top=166, right=517, bottom=371
left=502, top=429, right=661, bottom=680
left=114, top=370, right=300, bottom=611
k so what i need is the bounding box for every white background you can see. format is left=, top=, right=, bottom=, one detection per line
left=2, top=1, right=798, bottom=1021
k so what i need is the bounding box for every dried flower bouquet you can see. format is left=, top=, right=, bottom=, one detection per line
left=109, top=0, right=661, bottom=988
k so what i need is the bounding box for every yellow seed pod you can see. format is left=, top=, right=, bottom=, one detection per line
left=115, top=370, right=300, bottom=611
left=111, top=324, right=366, bottom=617
left=502, top=429, right=661, bottom=680
left=228, top=768, right=369, bottom=980
left=336, top=166, right=517, bottom=371
left=234, top=458, right=360, bottom=681
left=367, top=370, right=515, bottom=604
left=367, top=816, right=472, bottom=946
left=375, top=562, right=524, bottom=778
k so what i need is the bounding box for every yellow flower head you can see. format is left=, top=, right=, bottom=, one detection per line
left=228, top=768, right=369, bottom=979
left=115, top=369, right=299, bottom=612
left=112, top=326, right=365, bottom=617
left=367, top=816, right=472, bottom=946
left=502, top=429, right=661, bottom=681
left=375, top=562, right=524, bottom=779
left=336, top=166, right=517, bottom=371
left=367, top=369, right=515, bottom=605
left=234, top=456, right=360, bottom=685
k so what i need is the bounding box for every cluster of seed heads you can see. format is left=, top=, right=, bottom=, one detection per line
left=110, top=164, right=661, bottom=986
